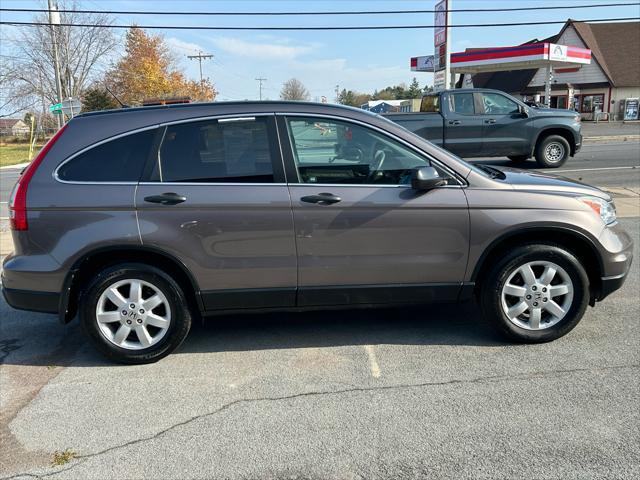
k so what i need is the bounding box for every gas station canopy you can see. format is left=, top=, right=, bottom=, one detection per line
left=450, top=42, right=591, bottom=74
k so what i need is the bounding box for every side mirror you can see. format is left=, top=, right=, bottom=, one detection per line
left=518, top=104, right=529, bottom=117
left=411, top=166, right=447, bottom=191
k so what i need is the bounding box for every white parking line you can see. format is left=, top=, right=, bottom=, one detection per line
left=364, top=345, right=381, bottom=378
left=552, top=166, right=640, bottom=173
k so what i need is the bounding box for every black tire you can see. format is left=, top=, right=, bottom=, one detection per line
left=80, top=263, right=192, bottom=364
left=507, top=155, right=528, bottom=164
left=480, top=244, right=589, bottom=343
left=535, top=134, right=570, bottom=168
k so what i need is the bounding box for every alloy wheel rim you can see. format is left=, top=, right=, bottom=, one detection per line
left=500, top=260, right=574, bottom=330
left=544, top=142, right=565, bottom=163
left=96, top=279, right=171, bottom=350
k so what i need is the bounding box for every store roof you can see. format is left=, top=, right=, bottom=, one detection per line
left=458, top=20, right=639, bottom=90
left=571, top=21, right=640, bottom=87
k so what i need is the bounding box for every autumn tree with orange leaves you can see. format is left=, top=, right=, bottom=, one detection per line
left=106, top=27, right=216, bottom=105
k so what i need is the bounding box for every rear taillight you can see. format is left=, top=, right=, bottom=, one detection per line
left=9, top=124, right=68, bottom=231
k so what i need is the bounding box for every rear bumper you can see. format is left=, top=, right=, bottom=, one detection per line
left=2, top=287, right=60, bottom=314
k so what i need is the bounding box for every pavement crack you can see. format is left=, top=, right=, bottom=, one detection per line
left=2, top=362, right=638, bottom=479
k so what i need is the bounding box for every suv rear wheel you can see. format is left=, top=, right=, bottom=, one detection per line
left=80, top=263, right=192, bottom=364
left=535, top=134, right=570, bottom=168
left=480, top=244, right=589, bottom=343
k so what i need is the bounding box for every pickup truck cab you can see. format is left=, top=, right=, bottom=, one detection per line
left=385, top=88, right=582, bottom=168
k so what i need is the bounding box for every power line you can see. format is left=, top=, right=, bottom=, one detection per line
left=1, top=3, right=639, bottom=15
left=187, top=51, right=213, bottom=95
left=255, top=77, right=267, bottom=101
left=1, top=17, right=638, bottom=31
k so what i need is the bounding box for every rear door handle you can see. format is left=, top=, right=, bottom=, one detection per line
left=143, top=192, right=187, bottom=205
left=448, top=120, right=461, bottom=125
left=484, top=119, right=496, bottom=124
left=301, top=192, right=341, bottom=205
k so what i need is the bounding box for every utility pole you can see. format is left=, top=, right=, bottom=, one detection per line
left=48, top=0, right=64, bottom=129
left=335, top=84, right=340, bottom=103
left=187, top=51, right=213, bottom=99
left=255, top=77, right=267, bottom=100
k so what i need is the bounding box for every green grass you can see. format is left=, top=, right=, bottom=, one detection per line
left=51, top=449, right=77, bottom=466
left=0, top=143, right=42, bottom=167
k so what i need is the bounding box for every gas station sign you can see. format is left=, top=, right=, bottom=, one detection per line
left=410, top=55, right=435, bottom=71
left=434, top=0, right=447, bottom=49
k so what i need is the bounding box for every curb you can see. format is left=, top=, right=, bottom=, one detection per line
left=0, top=230, right=12, bottom=256
left=0, top=162, right=29, bottom=170
left=583, top=134, right=640, bottom=143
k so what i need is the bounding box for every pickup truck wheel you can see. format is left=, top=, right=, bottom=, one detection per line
left=535, top=135, right=570, bottom=168
left=80, top=263, right=192, bottom=364
left=507, top=155, right=528, bottom=163
left=480, top=244, right=589, bottom=343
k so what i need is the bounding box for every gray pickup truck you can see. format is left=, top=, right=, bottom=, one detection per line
left=385, top=88, right=582, bottom=168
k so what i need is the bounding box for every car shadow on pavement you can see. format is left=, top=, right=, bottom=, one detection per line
left=1, top=301, right=508, bottom=367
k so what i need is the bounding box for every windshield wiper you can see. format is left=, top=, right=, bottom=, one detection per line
left=477, top=164, right=506, bottom=180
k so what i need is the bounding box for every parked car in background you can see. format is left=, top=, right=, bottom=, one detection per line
left=385, top=88, right=582, bottom=168
left=2, top=101, right=631, bottom=363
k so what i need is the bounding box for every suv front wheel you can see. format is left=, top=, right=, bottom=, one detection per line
left=80, top=263, right=192, bottom=364
left=481, top=244, right=589, bottom=343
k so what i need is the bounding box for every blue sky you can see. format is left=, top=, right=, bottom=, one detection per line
left=1, top=0, right=639, bottom=101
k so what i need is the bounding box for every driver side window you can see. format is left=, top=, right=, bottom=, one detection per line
left=286, top=116, right=452, bottom=185
left=481, top=93, right=519, bottom=115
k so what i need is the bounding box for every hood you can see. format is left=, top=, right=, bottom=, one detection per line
left=497, top=167, right=611, bottom=200
left=530, top=107, right=579, bottom=119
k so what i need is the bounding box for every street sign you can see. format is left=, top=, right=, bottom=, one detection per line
left=49, top=102, right=63, bottom=113
left=61, top=98, right=82, bottom=116
left=410, top=55, right=435, bottom=71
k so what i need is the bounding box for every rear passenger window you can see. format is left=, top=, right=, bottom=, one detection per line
left=153, top=117, right=274, bottom=183
left=57, top=129, right=155, bottom=182
left=449, top=93, right=475, bottom=115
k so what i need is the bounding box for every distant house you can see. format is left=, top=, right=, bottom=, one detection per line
left=0, top=119, right=30, bottom=137
left=457, top=19, right=640, bottom=121
left=361, top=99, right=413, bottom=113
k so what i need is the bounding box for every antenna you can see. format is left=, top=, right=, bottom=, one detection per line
left=104, top=84, right=127, bottom=108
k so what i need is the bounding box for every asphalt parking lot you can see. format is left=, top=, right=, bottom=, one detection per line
left=1, top=215, right=638, bottom=479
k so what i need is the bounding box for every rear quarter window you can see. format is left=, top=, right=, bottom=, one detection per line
left=57, top=129, right=156, bottom=182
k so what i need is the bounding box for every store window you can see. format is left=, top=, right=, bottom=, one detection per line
left=581, top=94, right=604, bottom=114
left=550, top=96, right=568, bottom=109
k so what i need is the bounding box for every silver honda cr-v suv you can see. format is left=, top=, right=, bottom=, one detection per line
left=2, top=102, right=633, bottom=363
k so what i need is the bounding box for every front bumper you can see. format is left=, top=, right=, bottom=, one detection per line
left=595, top=222, right=634, bottom=301
left=599, top=271, right=630, bottom=301
left=2, top=286, right=60, bottom=314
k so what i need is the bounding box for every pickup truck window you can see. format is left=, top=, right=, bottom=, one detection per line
left=449, top=93, right=475, bottom=115
left=481, top=93, right=519, bottom=115
left=420, top=95, right=440, bottom=113
left=286, top=116, right=453, bottom=186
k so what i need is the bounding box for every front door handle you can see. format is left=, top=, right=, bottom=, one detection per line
left=144, top=192, right=187, bottom=205
left=448, top=120, right=461, bottom=125
left=301, top=192, right=341, bottom=205
left=484, top=119, right=496, bottom=124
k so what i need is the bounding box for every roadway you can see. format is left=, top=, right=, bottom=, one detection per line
left=1, top=217, right=638, bottom=479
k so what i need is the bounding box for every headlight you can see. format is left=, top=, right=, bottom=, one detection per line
left=574, top=114, right=581, bottom=123
left=579, top=196, right=617, bottom=225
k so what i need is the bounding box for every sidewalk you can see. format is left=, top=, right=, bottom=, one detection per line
left=582, top=121, right=640, bottom=142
